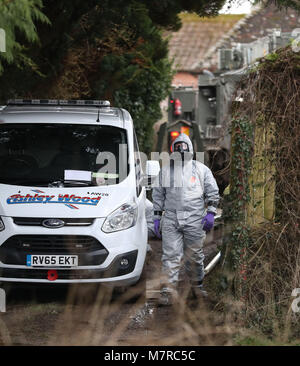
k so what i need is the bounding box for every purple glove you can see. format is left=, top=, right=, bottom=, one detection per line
left=201, top=212, right=215, bottom=232
left=154, top=219, right=161, bottom=239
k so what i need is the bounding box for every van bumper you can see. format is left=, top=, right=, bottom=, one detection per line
left=0, top=217, right=147, bottom=285
left=0, top=250, right=141, bottom=285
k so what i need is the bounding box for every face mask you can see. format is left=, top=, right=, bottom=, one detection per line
left=174, top=142, right=189, bottom=153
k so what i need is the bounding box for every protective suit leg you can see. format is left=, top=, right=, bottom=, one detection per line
left=184, top=237, right=205, bottom=285
left=161, top=215, right=184, bottom=288
left=184, top=236, right=208, bottom=299
left=183, top=215, right=206, bottom=285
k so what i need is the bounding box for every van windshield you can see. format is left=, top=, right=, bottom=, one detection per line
left=0, top=124, right=129, bottom=187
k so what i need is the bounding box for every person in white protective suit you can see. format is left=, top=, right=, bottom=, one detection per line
left=152, top=133, right=219, bottom=305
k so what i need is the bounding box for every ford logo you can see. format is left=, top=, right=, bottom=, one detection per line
left=42, top=219, right=65, bottom=229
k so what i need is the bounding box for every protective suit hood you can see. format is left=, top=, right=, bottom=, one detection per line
left=171, top=133, right=193, bottom=161
left=171, top=133, right=194, bottom=154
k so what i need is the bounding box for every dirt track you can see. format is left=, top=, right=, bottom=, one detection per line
left=0, top=225, right=227, bottom=346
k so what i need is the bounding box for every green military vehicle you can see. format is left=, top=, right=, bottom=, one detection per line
left=156, top=29, right=297, bottom=194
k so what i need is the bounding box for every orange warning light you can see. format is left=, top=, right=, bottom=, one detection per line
left=170, top=131, right=180, bottom=138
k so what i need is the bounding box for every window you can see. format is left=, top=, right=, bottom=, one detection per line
left=0, top=124, right=129, bottom=187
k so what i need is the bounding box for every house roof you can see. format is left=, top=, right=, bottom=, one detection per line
left=165, top=13, right=244, bottom=73
left=203, top=4, right=300, bottom=69
left=167, top=5, right=300, bottom=73
left=222, top=3, right=300, bottom=45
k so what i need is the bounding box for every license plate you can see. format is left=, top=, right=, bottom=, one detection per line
left=26, top=254, right=78, bottom=267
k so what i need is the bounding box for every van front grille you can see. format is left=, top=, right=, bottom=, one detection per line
left=0, top=235, right=108, bottom=266
left=13, top=217, right=94, bottom=226
left=4, top=235, right=101, bottom=252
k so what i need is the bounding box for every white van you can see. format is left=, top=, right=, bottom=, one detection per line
left=0, top=99, right=158, bottom=285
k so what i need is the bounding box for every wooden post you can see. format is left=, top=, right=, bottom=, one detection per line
left=247, top=123, right=266, bottom=226
left=247, top=120, right=275, bottom=226
left=264, top=123, right=275, bottom=220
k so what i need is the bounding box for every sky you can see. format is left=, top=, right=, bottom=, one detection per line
left=220, top=0, right=254, bottom=14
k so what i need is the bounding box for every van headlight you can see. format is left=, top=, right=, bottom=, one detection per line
left=0, top=217, right=5, bottom=232
left=102, top=203, right=138, bottom=233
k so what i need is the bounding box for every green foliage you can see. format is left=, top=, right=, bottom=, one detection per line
left=0, top=0, right=49, bottom=74
left=265, top=52, right=279, bottom=62
left=220, top=46, right=300, bottom=339
left=141, top=0, right=227, bottom=30
left=0, top=0, right=174, bottom=153
left=222, top=117, right=254, bottom=272
left=93, top=2, right=174, bottom=152
left=113, top=61, right=173, bottom=153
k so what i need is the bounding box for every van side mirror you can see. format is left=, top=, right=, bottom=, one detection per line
left=145, top=160, right=160, bottom=177
left=142, top=160, right=160, bottom=190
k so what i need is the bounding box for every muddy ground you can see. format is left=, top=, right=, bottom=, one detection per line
left=0, top=225, right=232, bottom=346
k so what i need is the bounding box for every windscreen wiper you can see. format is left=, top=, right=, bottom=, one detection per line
left=48, top=179, right=93, bottom=187
left=63, top=180, right=92, bottom=187
left=48, top=180, right=65, bottom=188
